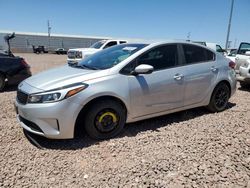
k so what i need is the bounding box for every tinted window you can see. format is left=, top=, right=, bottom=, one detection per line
left=120, top=41, right=127, bottom=44
left=137, top=44, right=178, bottom=71
left=238, top=43, right=250, bottom=54
left=183, top=44, right=215, bottom=64
left=103, top=41, right=118, bottom=49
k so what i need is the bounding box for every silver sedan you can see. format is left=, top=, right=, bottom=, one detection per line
left=15, top=42, right=237, bottom=140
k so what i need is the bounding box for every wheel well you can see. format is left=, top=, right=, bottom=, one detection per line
left=74, top=96, right=127, bottom=137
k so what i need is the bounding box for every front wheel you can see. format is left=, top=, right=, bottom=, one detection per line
left=207, top=83, right=230, bottom=112
left=84, top=99, right=126, bottom=140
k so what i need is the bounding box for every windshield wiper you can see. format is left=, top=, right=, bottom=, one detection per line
left=80, top=64, right=99, bottom=70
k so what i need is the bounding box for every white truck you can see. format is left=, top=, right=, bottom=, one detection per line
left=235, top=42, right=250, bottom=88
left=67, top=39, right=127, bottom=63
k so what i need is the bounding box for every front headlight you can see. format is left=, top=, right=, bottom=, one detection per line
left=27, top=83, right=88, bottom=104
left=28, top=93, right=61, bottom=103
left=75, top=51, right=82, bottom=58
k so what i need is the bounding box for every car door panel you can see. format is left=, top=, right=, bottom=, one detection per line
left=183, top=61, right=217, bottom=106
left=128, top=68, right=185, bottom=118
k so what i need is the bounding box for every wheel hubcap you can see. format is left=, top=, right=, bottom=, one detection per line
left=214, top=88, right=228, bottom=109
left=95, top=110, right=119, bottom=133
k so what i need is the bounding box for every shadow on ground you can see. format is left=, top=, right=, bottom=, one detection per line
left=238, top=86, right=250, bottom=92
left=2, top=85, right=18, bottom=92
left=24, top=102, right=236, bottom=150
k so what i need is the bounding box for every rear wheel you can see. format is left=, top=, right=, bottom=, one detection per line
left=84, top=99, right=126, bottom=140
left=207, top=82, right=230, bottom=112
left=0, top=74, right=6, bottom=91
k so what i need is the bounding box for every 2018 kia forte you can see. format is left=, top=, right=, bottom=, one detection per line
left=15, top=42, right=237, bottom=140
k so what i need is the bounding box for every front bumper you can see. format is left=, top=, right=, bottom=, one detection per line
left=67, top=58, right=82, bottom=64
left=15, top=97, right=83, bottom=139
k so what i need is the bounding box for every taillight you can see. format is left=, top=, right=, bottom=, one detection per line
left=21, top=59, right=30, bottom=68
left=229, top=61, right=235, bottom=69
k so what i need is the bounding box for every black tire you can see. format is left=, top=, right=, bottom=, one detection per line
left=0, top=74, right=6, bottom=91
left=240, top=82, right=249, bottom=89
left=84, top=99, right=126, bottom=140
left=207, top=82, right=230, bottom=112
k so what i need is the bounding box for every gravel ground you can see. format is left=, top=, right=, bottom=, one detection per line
left=0, top=53, right=249, bottom=187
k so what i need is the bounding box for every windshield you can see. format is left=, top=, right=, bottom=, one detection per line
left=78, top=44, right=147, bottom=70
left=90, top=40, right=107, bottom=49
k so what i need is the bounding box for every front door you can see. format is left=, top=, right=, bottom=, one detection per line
left=126, top=44, right=186, bottom=118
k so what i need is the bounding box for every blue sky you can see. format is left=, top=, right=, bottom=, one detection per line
left=0, top=0, right=249, bottom=48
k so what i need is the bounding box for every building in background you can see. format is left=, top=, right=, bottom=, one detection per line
left=0, top=30, right=110, bottom=53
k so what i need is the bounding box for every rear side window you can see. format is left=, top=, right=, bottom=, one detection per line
left=182, top=44, right=215, bottom=64
left=120, top=41, right=127, bottom=44
left=137, top=44, right=178, bottom=71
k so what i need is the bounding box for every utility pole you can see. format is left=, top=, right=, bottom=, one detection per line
left=225, top=0, right=234, bottom=50
left=47, top=20, right=52, bottom=51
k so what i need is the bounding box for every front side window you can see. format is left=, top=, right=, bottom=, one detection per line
left=238, top=43, right=250, bottom=55
left=78, top=44, right=147, bottom=70
left=136, top=44, right=178, bottom=71
left=216, top=45, right=224, bottom=52
left=103, top=41, right=118, bottom=49
left=182, top=44, right=215, bottom=65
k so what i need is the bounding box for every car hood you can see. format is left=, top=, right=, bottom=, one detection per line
left=22, top=65, right=104, bottom=91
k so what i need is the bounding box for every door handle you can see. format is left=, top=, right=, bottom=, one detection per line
left=210, top=67, right=218, bottom=72
left=174, top=74, right=184, bottom=81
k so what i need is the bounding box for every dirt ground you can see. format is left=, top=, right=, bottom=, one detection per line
left=0, top=53, right=249, bottom=187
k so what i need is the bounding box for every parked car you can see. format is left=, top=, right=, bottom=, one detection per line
left=235, top=42, right=250, bottom=73
left=0, top=33, right=31, bottom=91
left=226, top=49, right=237, bottom=63
left=236, top=42, right=250, bottom=88
left=67, top=39, right=127, bottom=64
left=15, top=42, right=236, bottom=140
left=55, top=48, right=67, bottom=55
left=32, top=45, right=48, bottom=54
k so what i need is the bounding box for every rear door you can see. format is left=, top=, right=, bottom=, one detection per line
left=180, top=44, right=218, bottom=106
left=235, top=43, right=250, bottom=71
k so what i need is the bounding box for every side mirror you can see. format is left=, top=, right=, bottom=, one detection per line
left=132, top=64, right=154, bottom=75
left=245, top=51, right=250, bottom=56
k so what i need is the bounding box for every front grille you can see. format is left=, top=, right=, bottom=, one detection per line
left=68, top=51, right=76, bottom=59
left=19, top=116, right=43, bottom=133
left=17, top=90, right=28, bottom=105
